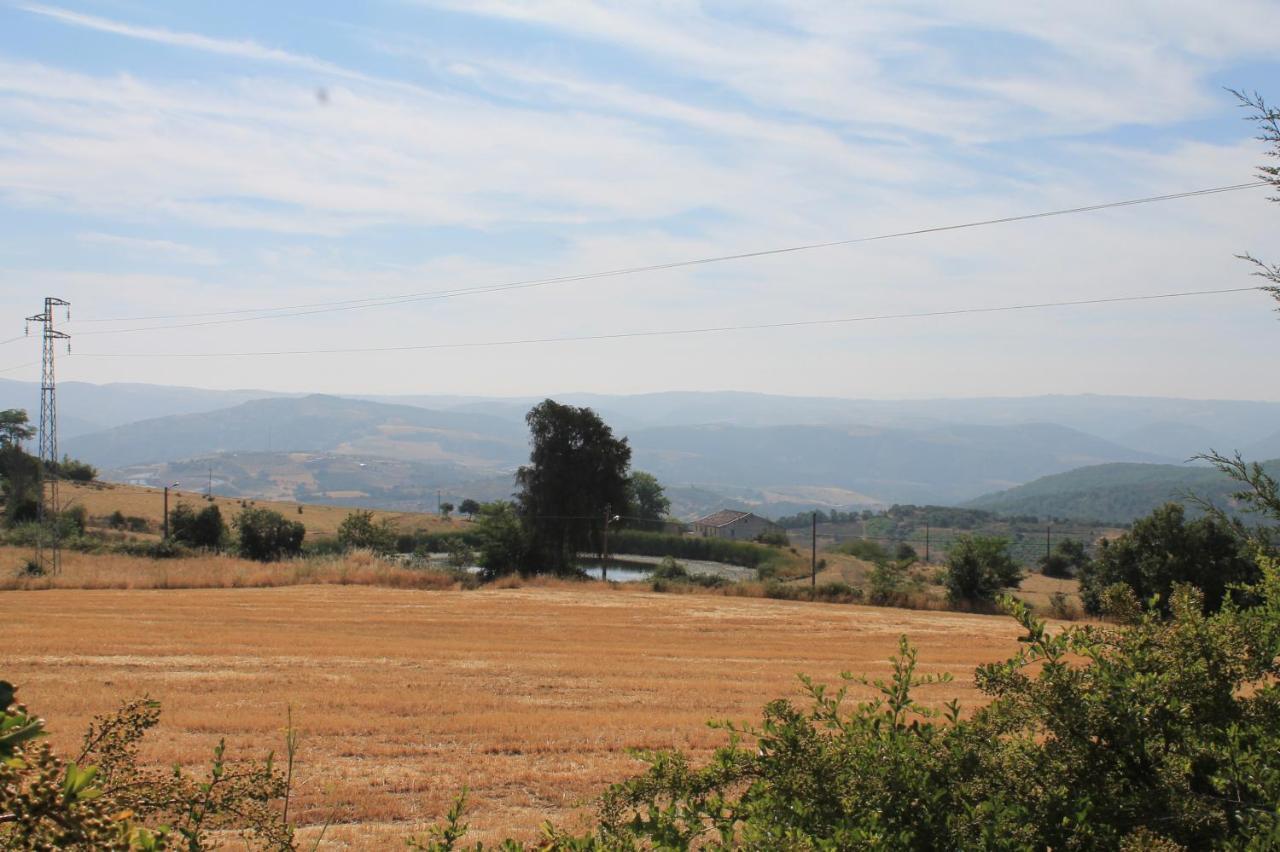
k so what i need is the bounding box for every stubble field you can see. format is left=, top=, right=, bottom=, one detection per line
left=4, top=583, right=1031, bottom=848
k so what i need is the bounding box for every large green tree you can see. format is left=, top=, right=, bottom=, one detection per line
left=624, top=471, right=670, bottom=531
left=1079, top=502, right=1255, bottom=615
left=515, top=400, right=632, bottom=574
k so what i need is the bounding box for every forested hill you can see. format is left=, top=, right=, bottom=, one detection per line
left=964, top=460, right=1280, bottom=524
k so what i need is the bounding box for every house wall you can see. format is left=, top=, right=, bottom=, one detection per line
left=693, top=514, right=782, bottom=540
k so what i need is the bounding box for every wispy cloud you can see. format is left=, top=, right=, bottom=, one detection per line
left=0, top=2, right=1276, bottom=398
left=77, top=232, right=222, bottom=265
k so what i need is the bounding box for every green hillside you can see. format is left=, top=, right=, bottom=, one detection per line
left=963, top=460, right=1280, bottom=524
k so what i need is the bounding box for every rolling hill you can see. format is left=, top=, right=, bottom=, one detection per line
left=64, top=394, right=529, bottom=470
left=61, top=392, right=1172, bottom=509
left=964, top=460, right=1280, bottom=524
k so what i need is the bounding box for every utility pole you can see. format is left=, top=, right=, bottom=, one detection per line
left=811, top=511, right=817, bottom=591
left=207, top=465, right=213, bottom=498
left=602, top=504, right=611, bottom=582
left=925, top=523, right=930, bottom=563
left=25, top=297, right=70, bottom=575
left=163, top=482, right=178, bottom=540
left=1046, top=524, right=1052, bottom=561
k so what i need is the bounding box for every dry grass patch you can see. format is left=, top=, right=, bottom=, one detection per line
left=59, top=480, right=462, bottom=538
left=0, top=546, right=463, bottom=591
left=4, top=583, right=1031, bottom=848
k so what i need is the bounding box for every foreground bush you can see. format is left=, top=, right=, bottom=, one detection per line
left=0, top=682, right=291, bottom=850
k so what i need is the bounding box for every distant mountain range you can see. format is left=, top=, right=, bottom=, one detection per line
left=964, top=460, right=1280, bottom=524
left=3, top=378, right=1277, bottom=518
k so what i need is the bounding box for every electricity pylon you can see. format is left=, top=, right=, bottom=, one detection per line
left=25, top=297, right=70, bottom=574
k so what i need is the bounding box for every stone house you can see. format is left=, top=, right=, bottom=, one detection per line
left=690, top=509, right=783, bottom=541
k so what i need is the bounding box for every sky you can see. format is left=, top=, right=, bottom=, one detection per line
left=0, top=0, right=1278, bottom=400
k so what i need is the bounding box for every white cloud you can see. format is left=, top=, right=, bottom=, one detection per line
left=1, top=2, right=1277, bottom=399
left=77, top=232, right=221, bottom=265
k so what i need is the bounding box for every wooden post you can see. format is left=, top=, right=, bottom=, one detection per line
left=602, top=504, right=610, bottom=582
left=811, top=511, right=817, bottom=591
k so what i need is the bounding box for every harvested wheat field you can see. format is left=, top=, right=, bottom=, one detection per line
left=4, top=584, right=1030, bottom=848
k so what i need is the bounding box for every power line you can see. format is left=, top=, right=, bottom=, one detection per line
left=75, top=285, right=1262, bottom=360
left=69, top=180, right=1268, bottom=336
left=0, top=335, right=27, bottom=347
left=0, top=360, right=38, bottom=374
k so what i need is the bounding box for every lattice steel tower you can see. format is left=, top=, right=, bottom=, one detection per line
left=25, top=297, right=70, bottom=573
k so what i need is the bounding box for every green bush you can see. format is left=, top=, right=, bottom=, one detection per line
left=53, top=455, right=97, bottom=482
left=944, top=534, right=1022, bottom=603
left=1079, top=503, right=1256, bottom=615
left=234, top=507, right=305, bottom=562
left=834, top=538, right=890, bottom=563
left=868, top=558, right=914, bottom=606
left=754, top=530, right=790, bottom=547
left=650, top=555, right=690, bottom=581
left=168, top=503, right=226, bottom=549
left=813, top=581, right=864, bottom=603
left=0, top=681, right=293, bottom=849
left=337, top=510, right=396, bottom=554
left=1038, top=537, right=1090, bottom=579
left=473, top=501, right=529, bottom=578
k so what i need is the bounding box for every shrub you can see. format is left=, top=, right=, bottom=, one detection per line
left=0, top=681, right=293, bottom=849
left=474, top=501, right=529, bottom=578
left=54, top=456, right=97, bottom=482
left=1038, top=537, right=1090, bottom=579
left=60, top=504, right=87, bottom=535
left=650, top=555, right=690, bottom=581
left=813, top=581, right=863, bottom=603
left=834, top=538, right=890, bottom=563
left=234, top=507, right=305, bottom=562
left=107, top=509, right=126, bottom=529
left=944, top=534, right=1022, bottom=603
left=754, top=530, right=790, bottom=547
left=168, top=503, right=226, bottom=549
left=868, top=558, right=914, bottom=606
left=1048, top=590, right=1079, bottom=620
left=337, top=510, right=396, bottom=554
left=444, top=536, right=475, bottom=569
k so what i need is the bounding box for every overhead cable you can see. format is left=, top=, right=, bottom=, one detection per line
left=75, top=285, right=1262, bottom=359
left=70, top=180, right=1269, bottom=336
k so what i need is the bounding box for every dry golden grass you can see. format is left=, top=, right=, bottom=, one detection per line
left=0, top=546, right=464, bottom=591
left=4, top=580, right=1033, bottom=849
left=59, top=480, right=462, bottom=538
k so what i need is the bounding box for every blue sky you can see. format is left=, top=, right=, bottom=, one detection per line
left=0, top=0, right=1278, bottom=398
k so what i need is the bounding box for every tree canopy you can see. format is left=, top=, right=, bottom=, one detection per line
left=624, top=471, right=669, bottom=531
left=0, top=409, right=34, bottom=448
left=1079, top=502, right=1256, bottom=615
left=515, top=400, right=632, bottom=574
